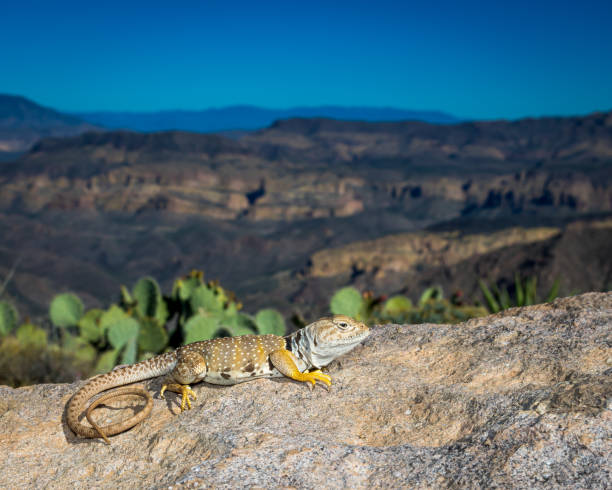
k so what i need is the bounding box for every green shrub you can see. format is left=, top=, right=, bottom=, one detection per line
left=329, top=285, right=488, bottom=325
left=479, top=275, right=561, bottom=313
left=15, top=323, right=47, bottom=347
left=0, top=336, right=93, bottom=387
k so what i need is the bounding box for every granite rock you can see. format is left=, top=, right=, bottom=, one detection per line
left=0, top=292, right=610, bottom=488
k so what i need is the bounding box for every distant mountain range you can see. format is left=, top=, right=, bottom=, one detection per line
left=0, top=94, right=100, bottom=158
left=73, top=106, right=460, bottom=133
left=0, top=94, right=461, bottom=158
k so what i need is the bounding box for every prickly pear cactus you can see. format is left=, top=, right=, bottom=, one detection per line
left=132, top=277, right=166, bottom=322
left=108, top=316, right=140, bottom=365
left=78, top=309, right=104, bottom=343
left=418, top=286, right=443, bottom=306
left=330, top=286, right=364, bottom=318
left=190, top=285, right=224, bottom=314
left=120, top=285, right=135, bottom=309
left=98, top=306, right=141, bottom=365
left=49, top=293, right=84, bottom=328
left=62, top=333, right=97, bottom=364
left=138, top=317, right=168, bottom=353
left=220, top=311, right=258, bottom=337
left=382, top=295, right=413, bottom=318
left=32, top=270, right=288, bottom=375
left=95, top=348, right=121, bottom=374
left=107, top=316, right=140, bottom=349
left=183, top=315, right=221, bottom=344
left=100, top=305, right=129, bottom=333
left=172, top=270, right=205, bottom=302
left=255, top=309, right=286, bottom=336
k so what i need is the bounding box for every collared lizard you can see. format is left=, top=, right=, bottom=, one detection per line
left=66, top=315, right=369, bottom=443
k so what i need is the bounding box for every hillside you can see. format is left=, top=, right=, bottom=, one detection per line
left=0, top=111, right=610, bottom=319
left=0, top=94, right=100, bottom=155
left=3, top=112, right=611, bottom=221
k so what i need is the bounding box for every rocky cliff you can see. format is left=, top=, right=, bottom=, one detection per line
left=0, top=112, right=610, bottom=319
left=0, top=293, right=610, bottom=488
left=282, top=218, right=612, bottom=319
left=2, top=111, right=611, bottom=221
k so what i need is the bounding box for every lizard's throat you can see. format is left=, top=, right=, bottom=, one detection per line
left=286, top=330, right=313, bottom=371
left=286, top=327, right=365, bottom=370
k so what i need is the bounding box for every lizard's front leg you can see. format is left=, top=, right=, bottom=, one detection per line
left=269, top=349, right=331, bottom=389
left=160, top=349, right=207, bottom=411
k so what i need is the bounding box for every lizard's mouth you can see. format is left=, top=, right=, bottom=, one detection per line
left=331, top=330, right=370, bottom=346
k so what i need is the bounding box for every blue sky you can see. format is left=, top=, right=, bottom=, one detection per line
left=1, top=0, right=611, bottom=119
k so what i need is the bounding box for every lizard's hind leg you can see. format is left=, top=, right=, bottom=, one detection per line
left=160, top=349, right=207, bottom=411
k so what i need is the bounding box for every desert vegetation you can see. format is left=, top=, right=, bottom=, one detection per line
left=0, top=270, right=285, bottom=387
left=1, top=268, right=569, bottom=387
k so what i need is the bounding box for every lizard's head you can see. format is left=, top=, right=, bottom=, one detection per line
left=301, top=315, right=370, bottom=368
left=315, top=315, right=370, bottom=345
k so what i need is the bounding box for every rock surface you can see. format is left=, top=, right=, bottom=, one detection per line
left=1, top=293, right=611, bottom=488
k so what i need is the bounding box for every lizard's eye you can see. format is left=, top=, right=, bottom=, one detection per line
left=337, top=321, right=349, bottom=329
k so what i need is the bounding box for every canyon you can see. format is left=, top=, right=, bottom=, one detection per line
left=0, top=111, right=610, bottom=320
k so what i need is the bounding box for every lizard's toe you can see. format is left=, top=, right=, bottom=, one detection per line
left=310, top=369, right=332, bottom=386
left=180, top=386, right=197, bottom=411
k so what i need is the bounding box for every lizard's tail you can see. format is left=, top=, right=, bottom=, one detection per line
left=66, top=351, right=177, bottom=443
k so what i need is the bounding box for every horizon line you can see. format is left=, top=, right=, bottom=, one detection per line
left=2, top=92, right=611, bottom=123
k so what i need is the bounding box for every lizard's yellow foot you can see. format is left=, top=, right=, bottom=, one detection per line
left=301, top=370, right=332, bottom=388
left=159, top=383, right=197, bottom=411
left=179, top=386, right=197, bottom=411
